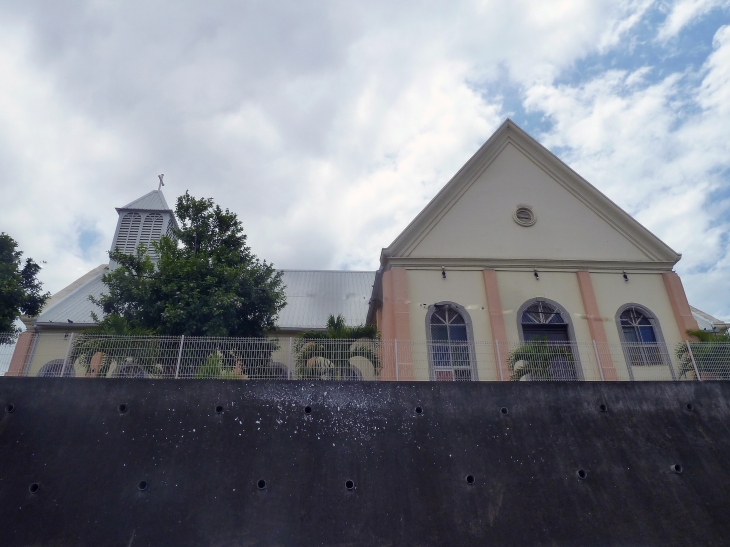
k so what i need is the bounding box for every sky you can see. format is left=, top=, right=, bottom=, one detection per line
left=2, top=0, right=730, bottom=320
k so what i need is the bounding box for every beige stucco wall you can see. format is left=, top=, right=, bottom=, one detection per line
left=399, top=267, right=684, bottom=382
left=405, top=268, right=498, bottom=381
left=24, top=333, right=84, bottom=377
left=409, top=143, right=650, bottom=262
left=591, top=272, right=681, bottom=381
left=389, top=261, right=686, bottom=382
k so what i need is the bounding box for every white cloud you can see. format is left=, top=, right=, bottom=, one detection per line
left=524, top=24, right=730, bottom=318
left=1, top=0, right=729, bottom=321
left=657, top=0, right=730, bottom=41
left=0, top=28, right=131, bottom=291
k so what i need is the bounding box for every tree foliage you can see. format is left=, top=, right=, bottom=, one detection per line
left=0, top=233, right=49, bottom=337
left=91, top=192, right=286, bottom=337
left=507, top=339, right=577, bottom=381
left=675, top=329, right=730, bottom=380
left=298, top=314, right=378, bottom=341
left=294, top=314, right=380, bottom=380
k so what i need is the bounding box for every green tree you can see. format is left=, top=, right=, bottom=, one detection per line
left=91, top=191, right=286, bottom=337
left=294, top=314, right=380, bottom=380
left=0, top=233, right=49, bottom=337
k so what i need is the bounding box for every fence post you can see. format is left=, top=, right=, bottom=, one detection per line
left=593, top=340, right=605, bottom=382
left=686, top=340, right=701, bottom=381
left=288, top=337, right=293, bottom=380
left=174, top=335, right=185, bottom=379
left=395, top=339, right=399, bottom=381
left=60, top=333, right=75, bottom=377
left=495, top=340, right=504, bottom=381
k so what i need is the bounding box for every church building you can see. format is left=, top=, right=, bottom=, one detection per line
left=11, top=120, right=726, bottom=381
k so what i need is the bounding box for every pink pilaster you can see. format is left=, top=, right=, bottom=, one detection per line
left=576, top=271, right=617, bottom=381
left=662, top=272, right=699, bottom=340
left=7, top=332, right=35, bottom=377
left=482, top=270, right=509, bottom=381
left=379, top=268, right=412, bottom=380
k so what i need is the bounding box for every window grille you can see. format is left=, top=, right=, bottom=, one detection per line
left=620, top=307, right=664, bottom=366
left=429, top=304, right=472, bottom=381
left=519, top=300, right=579, bottom=380
left=521, top=301, right=565, bottom=325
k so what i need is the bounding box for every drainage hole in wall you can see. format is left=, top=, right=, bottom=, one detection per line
left=28, top=483, right=40, bottom=494
left=304, top=406, right=312, bottom=414
left=577, top=470, right=587, bottom=480
left=345, top=480, right=355, bottom=490
left=500, top=407, right=509, bottom=415
left=672, top=464, right=683, bottom=474
left=415, top=406, right=423, bottom=415
left=118, top=404, right=128, bottom=413
left=5, top=403, right=14, bottom=413
left=466, top=475, right=475, bottom=485
left=257, top=479, right=266, bottom=489
left=215, top=405, right=224, bottom=414
left=137, top=481, right=148, bottom=491
left=599, top=404, right=608, bottom=412
left=686, top=403, right=694, bottom=411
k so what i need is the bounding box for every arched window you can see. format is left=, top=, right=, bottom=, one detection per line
left=520, top=300, right=570, bottom=342
left=37, top=359, right=75, bottom=377
left=516, top=299, right=580, bottom=380
left=427, top=303, right=476, bottom=381
left=618, top=306, right=665, bottom=367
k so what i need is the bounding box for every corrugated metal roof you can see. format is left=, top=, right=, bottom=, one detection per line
left=691, top=306, right=728, bottom=331
left=36, top=270, right=107, bottom=324
left=277, top=270, right=376, bottom=330
left=34, top=267, right=376, bottom=330
left=118, top=190, right=171, bottom=211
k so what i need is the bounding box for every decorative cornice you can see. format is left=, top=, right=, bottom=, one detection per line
left=381, top=256, right=677, bottom=272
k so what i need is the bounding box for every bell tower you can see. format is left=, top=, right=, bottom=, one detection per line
left=109, top=189, right=177, bottom=265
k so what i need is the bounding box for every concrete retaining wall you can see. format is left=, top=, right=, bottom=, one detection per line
left=1, top=378, right=729, bottom=546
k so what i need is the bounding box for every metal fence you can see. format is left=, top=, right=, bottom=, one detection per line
left=2, top=332, right=730, bottom=381
left=0, top=333, right=18, bottom=376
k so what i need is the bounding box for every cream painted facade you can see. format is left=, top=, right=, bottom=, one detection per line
left=369, top=119, right=700, bottom=382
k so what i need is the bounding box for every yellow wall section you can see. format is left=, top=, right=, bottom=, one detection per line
left=590, top=272, right=682, bottom=347
left=590, top=272, right=681, bottom=380
left=495, top=270, right=589, bottom=341
left=405, top=268, right=497, bottom=380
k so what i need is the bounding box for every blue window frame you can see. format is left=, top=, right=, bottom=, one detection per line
left=429, top=304, right=472, bottom=381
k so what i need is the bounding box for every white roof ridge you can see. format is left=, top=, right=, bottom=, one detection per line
left=117, top=190, right=171, bottom=211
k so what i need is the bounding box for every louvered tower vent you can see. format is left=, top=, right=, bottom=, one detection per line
left=109, top=190, right=177, bottom=266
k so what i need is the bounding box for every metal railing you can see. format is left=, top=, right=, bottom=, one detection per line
left=3, top=332, right=730, bottom=382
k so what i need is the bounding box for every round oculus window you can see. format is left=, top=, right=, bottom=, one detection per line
left=513, top=206, right=536, bottom=227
